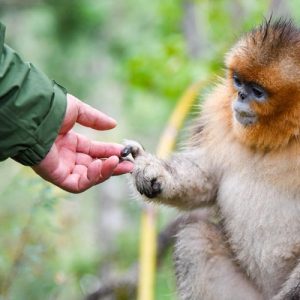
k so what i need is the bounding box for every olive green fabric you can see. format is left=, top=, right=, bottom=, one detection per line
left=0, top=23, right=67, bottom=166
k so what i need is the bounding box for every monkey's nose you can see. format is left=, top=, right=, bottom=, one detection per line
left=238, top=91, right=247, bottom=101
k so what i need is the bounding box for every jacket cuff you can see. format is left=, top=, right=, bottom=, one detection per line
left=12, top=83, right=67, bottom=166
left=0, top=23, right=5, bottom=58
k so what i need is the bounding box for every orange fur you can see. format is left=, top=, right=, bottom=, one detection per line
left=217, top=20, right=300, bottom=151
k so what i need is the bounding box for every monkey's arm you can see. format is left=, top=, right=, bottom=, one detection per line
left=124, top=142, right=217, bottom=210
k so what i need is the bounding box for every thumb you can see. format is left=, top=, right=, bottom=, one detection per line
left=60, top=94, right=117, bottom=134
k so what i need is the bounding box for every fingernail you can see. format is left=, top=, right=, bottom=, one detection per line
left=121, top=146, right=132, bottom=157
left=108, top=117, right=117, bottom=125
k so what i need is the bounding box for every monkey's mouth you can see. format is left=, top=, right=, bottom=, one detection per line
left=234, top=110, right=257, bottom=126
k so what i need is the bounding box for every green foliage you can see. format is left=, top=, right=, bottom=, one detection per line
left=0, top=174, right=65, bottom=300
left=155, top=249, right=176, bottom=300
left=125, top=37, right=192, bottom=100
left=45, top=0, right=106, bottom=41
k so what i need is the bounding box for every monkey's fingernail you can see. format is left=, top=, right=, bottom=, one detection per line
left=121, top=146, right=132, bottom=157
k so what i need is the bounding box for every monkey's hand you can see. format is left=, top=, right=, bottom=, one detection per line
left=122, top=140, right=172, bottom=199
left=122, top=140, right=217, bottom=209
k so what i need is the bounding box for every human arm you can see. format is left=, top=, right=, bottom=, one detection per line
left=0, top=23, right=67, bottom=166
left=0, top=23, right=133, bottom=192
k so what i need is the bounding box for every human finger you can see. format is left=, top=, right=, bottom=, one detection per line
left=76, top=153, right=94, bottom=166
left=60, top=164, right=92, bottom=193
left=99, top=156, right=120, bottom=180
left=87, top=159, right=103, bottom=183
left=76, top=134, right=124, bottom=158
left=112, top=160, right=134, bottom=175
left=69, top=94, right=117, bottom=130
left=60, top=173, right=87, bottom=193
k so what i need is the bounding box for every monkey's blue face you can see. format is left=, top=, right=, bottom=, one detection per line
left=231, top=72, right=268, bottom=126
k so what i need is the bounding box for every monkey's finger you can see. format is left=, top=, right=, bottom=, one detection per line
left=121, top=145, right=132, bottom=157
left=123, top=139, right=145, bottom=159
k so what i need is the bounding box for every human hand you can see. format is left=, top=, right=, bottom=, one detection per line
left=32, top=94, right=133, bottom=193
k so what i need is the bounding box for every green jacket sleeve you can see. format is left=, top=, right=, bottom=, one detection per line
left=0, top=23, right=67, bottom=166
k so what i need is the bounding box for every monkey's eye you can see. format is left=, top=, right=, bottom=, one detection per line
left=251, top=86, right=266, bottom=100
left=233, top=74, right=242, bottom=87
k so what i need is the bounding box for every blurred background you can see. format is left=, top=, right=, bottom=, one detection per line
left=0, top=0, right=299, bottom=299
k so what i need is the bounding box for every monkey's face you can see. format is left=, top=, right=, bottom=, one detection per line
left=224, top=19, right=300, bottom=150
left=230, top=71, right=267, bottom=126
left=226, top=43, right=289, bottom=128
left=227, top=50, right=300, bottom=129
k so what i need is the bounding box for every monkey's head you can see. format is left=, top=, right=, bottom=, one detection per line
left=225, top=19, right=300, bottom=150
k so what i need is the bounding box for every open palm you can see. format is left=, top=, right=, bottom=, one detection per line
left=32, top=94, right=133, bottom=193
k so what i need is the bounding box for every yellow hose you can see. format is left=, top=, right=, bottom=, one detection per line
left=137, top=79, right=211, bottom=300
